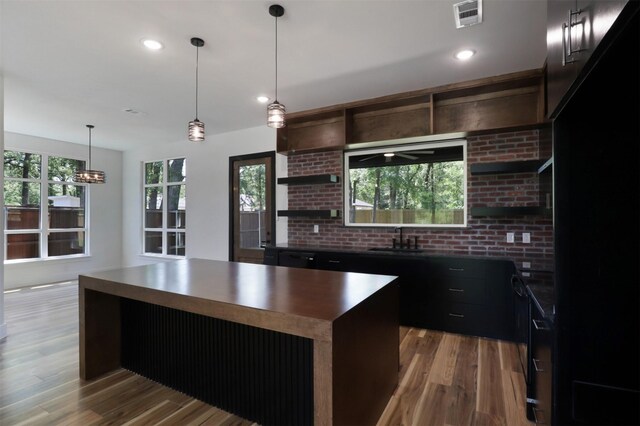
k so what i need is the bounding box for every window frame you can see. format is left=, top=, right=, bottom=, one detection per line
left=4, top=150, right=90, bottom=263
left=343, top=138, right=468, bottom=228
left=141, top=158, right=186, bottom=258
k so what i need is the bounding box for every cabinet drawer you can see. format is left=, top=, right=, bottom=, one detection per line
left=435, top=277, right=486, bottom=305
left=430, top=258, right=485, bottom=278
left=420, top=302, right=504, bottom=337
left=442, top=303, right=500, bottom=336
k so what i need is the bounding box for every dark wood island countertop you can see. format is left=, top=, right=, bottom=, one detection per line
left=80, top=258, right=399, bottom=425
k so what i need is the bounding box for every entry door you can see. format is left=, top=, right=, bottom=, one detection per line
left=230, top=152, right=275, bottom=264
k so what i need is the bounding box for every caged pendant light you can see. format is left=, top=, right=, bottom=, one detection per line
left=74, top=124, right=106, bottom=184
left=267, top=4, right=286, bottom=128
left=188, top=37, right=205, bottom=142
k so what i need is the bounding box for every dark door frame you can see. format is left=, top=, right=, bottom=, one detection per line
left=228, top=150, right=276, bottom=262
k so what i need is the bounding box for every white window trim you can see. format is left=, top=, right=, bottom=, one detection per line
left=343, top=138, right=468, bottom=228
left=141, top=158, right=186, bottom=257
left=3, top=151, right=90, bottom=263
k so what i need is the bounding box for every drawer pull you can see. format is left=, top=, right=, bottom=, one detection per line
left=448, top=288, right=464, bottom=292
left=448, top=267, right=464, bottom=272
left=449, top=313, right=465, bottom=318
left=328, top=260, right=341, bottom=264
left=532, top=358, right=545, bottom=372
left=532, top=319, right=549, bottom=330
left=532, top=407, right=546, bottom=424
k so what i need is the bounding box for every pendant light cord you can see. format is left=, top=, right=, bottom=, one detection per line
left=195, top=45, right=200, bottom=119
left=87, top=126, right=92, bottom=170
left=274, top=13, right=278, bottom=101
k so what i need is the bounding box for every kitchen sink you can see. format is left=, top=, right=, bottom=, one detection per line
left=368, top=247, right=424, bottom=253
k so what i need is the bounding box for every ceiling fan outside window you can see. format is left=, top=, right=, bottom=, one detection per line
left=358, top=150, right=435, bottom=163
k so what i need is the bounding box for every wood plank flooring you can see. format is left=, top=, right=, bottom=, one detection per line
left=0, top=282, right=532, bottom=425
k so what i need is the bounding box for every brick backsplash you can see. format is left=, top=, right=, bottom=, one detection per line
left=285, top=130, right=554, bottom=270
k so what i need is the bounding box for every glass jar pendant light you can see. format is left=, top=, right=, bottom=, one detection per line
left=188, top=37, right=205, bottom=141
left=74, top=124, right=106, bottom=184
left=267, top=5, right=286, bottom=128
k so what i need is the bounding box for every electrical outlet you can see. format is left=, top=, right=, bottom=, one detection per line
left=313, top=224, right=319, bottom=234
left=523, top=232, right=531, bottom=244
left=522, top=261, right=531, bottom=269
left=507, top=232, right=515, bottom=243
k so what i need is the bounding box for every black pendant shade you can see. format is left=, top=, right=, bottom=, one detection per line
left=267, top=5, right=286, bottom=129
left=74, top=124, right=106, bottom=184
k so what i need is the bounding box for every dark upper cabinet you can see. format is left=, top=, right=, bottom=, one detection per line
left=547, top=0, right=628, bottom=118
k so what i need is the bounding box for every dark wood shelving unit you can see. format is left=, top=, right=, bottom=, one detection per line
left=470, top=160, right=545, bottom=175
left=277, top=210, right=341, bottom=218
left=277, top=69, right=546, bottom=155
left=470, top=206, right=550, bottom=217
left=277, top=174, right=340, bottom=185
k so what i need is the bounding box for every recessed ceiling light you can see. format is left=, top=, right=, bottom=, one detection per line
left=257, top=96, right=270, bottom=104
left=142, top=39, right=163, bottom=51
left=455, top=49, right=475, bottom=60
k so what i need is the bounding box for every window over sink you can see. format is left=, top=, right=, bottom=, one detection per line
left=343, top=139, right=467, bottom=227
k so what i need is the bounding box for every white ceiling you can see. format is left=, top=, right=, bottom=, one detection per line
left=1, top=0, right=547, bottom=151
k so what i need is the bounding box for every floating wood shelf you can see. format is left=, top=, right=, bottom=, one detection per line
left=470, top=206, right=550, bottom=217
left=277, top=174, right=340, bottom=185
left=277, top=210, right=341, bottom=218
left=470, top=160, right=546, bottom=175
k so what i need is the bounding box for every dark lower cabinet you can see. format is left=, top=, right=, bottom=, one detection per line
left=265, top=247, right=518, bottom=341
left=528, top=301, right=553, bottom=425
left=424, top=257, right=516, bottom=340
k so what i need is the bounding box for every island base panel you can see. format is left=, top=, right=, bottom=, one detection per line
left=120, top=298, right=314, bottom=426
left=79, top=287, right=121, bottom=380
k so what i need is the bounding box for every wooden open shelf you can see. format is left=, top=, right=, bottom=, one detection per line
left=277, top=69, right=546, bottom=155
left=470, top=206, right=551, bottom=217
left=277, top=174, right=340, bottom=185
left=277, top=210, right=341, bottom=218
left=470, top=160, right=546, bottom=175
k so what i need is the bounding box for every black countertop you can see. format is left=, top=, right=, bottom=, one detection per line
left=270, top=243, right=519, bottom=263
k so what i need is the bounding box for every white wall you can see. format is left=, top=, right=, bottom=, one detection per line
left=0, top=64, right=7, bottom=339
left=122, top=125, right=287, bottom=267
left=4, top=132, right=123, bottom=289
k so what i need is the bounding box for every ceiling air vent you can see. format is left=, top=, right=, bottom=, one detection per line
left=454, top=0, right=482, bottom=28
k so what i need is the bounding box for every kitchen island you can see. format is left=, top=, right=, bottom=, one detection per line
left=79, top=258, right=398, bottom=426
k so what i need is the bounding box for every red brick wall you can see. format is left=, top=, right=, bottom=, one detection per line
left=285, top=130, right=553, bottom=270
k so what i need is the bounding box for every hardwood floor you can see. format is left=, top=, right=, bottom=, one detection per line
left=0, top=282, right=532, bottom=425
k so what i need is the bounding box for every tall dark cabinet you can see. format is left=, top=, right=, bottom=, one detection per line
left=551, top=2, right=640, bottom=424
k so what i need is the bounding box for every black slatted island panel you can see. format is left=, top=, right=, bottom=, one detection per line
left=120, top=298, right=313, bottom=426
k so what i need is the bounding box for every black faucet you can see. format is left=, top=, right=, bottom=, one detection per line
left=395, top=227, right=404, bottom=249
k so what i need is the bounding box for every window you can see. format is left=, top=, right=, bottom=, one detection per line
left=4, top=150, right=88, bottom=261
left=344, top=140, right=467, bottom=227
left=143, top=158, right=186, bottom=256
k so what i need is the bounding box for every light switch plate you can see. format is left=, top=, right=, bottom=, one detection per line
left=523, top=261, right=531, bottom=269
left=507, top=232, right=515, bottom=243
left=523, top=232, right=531, bottom=244
left=313, top=224, right=319, bottom=233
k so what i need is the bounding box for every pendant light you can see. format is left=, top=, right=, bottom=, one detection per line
left=267, top=5, right=286, bottom=129
left=74, top=125, right=106, bottom=184
left=188, top=37, right=205, bottom=142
